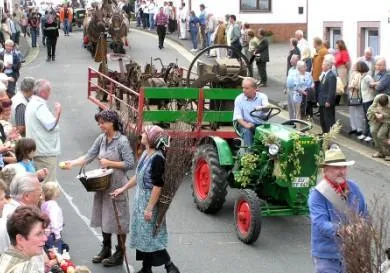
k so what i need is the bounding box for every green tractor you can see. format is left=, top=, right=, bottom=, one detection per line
left=191, top=107, right=321, bottom=244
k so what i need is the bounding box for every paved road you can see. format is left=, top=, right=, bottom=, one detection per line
left=20, top=29, right=390, bottom=273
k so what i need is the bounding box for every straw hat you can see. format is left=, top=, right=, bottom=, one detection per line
left=319, top=144, right=355, bottom=167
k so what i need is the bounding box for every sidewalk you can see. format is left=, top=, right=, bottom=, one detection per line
left=133, top=25, right=367, bottom=144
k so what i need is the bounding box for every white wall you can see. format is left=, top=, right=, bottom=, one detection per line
left=308, top=0, right=390, bottom=62
left=188, top=0, right=307, bottom=24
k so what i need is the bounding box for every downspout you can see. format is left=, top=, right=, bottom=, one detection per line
left=306, top=0, right=308, bottom=37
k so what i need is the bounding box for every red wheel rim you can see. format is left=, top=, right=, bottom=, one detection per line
left=194, top=158, right=211, bottom=200
left=236, top=200, right=251, bottom=235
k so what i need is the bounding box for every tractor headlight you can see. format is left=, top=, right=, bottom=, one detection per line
left=268, top=144, right=279, bottom=156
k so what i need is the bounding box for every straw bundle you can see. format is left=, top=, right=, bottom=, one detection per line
left=153, top=123, right=193, bottom=236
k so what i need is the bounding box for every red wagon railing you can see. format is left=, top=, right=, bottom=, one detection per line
left=87, top=67, right=240, bottom=140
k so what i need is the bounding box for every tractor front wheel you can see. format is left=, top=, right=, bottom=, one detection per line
left=234, top=189, right=262, bottom=244
left=192, top=144, right=228, bottom=214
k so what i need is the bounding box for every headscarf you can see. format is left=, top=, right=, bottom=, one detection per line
left=143, top=125, right=169, bottom=150
left=95, top=110, right=124, bottom=134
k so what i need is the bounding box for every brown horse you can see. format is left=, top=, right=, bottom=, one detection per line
left=84, top=8, right=106, bottom=56
left=108, top=11, right=128, bottom=53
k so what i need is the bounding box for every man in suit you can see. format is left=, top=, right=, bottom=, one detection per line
left=254, top=29, right=269, bottom=87
left=318, top=55, right=337, bottom=133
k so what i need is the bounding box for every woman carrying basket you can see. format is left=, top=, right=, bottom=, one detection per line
left=112, top=125, right=180, bottom=273
left=62, top=110, right=134, bottom=267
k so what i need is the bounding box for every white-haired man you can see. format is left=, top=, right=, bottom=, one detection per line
left=25, top=79, right=61, bottom=182
left=295, top=29, right=310, bottom=58
left=371, top=58, right=390, bottom=95
left=318, top=55, right=337, bottom=133
left=11, top=77, right=35, bottom=136
left=0, top=173, right=46, bottom=273
left=309, top=145, right=367, bottom=273
left=0, top=39, right=22, bottom=98
left=233, top=77, right=269, bottom=146
left=357, top=47, right=375, bottom=76
left=0, top=173, right=42, bottom=252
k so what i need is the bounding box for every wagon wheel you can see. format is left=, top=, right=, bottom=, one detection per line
left=97, top=61, right=109, bottom=103
left=234, top=189, right=262, bottom=244
left=191, top=144, right=228, bottom=214
left=185, top=44, right=253, bottom=88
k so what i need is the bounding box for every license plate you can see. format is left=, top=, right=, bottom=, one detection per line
left=292, top=177, right=310, bottom=188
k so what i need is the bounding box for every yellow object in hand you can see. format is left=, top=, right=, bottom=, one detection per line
left=59, top=162, right=66, bottom=169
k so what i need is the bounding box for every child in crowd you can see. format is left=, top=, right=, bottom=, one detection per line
left=0, top=179, right=8, bottom=253
left=15, top=138, right=48, bottom=181
left=367, top=94, right=390, bottom=159
left=41, top=181, right=68, bottom=254
left=0, top=163, right=24, bottom=196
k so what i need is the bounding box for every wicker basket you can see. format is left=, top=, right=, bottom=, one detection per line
left=77, top=167, right=113, bottom=192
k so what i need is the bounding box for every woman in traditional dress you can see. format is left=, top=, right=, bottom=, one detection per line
left=63, top=110, right=134, bottom=267
left=112, top=125, right=180, bottom=273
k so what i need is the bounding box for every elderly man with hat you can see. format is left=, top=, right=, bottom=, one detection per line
left=308, top=145, right=367, bottom=273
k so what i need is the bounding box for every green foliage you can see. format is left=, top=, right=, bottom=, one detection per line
left=275, top=133, right=304, bottom=182
left=235, top=153, right=260, bottom=188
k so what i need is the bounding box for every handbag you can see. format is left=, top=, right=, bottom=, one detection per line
left=348, top=88, right=362, bottom=106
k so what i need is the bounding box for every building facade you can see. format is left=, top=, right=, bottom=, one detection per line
left=307, top=0, right=390, bottom=62
left=180, top=0, right=308, bottom=42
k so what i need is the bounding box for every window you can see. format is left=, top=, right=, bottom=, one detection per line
left=329, top=28, right=342, bottom=49
left=240, top=0, right=271, bottom=12
left=357, top=22, right=380, bottom=57
left=365, top=29, right=379, bottom=56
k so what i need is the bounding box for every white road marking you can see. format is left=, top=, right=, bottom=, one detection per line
left=58, top=184, right=135, bottom=273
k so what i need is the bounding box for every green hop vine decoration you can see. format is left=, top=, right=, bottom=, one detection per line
left=235, top=153, right=259, bottom=187
left=276, top=133, right=304, bottom=182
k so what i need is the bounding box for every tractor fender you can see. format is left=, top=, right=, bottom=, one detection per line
left=198, top=136, right=234, bottom=166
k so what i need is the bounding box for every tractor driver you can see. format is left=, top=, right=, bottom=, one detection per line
left=233, top=77, right=269, bottom=146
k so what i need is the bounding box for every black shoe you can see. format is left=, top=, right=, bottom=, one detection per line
left=165, top=262, right=180, bottom=273
left=46, top=57, right=51, bottom=62
left=52, top=56, right=55, bottom=61
left=92, top=245, right=111, bottom=263
left=102, top=245, right=123, bottom=267
left=348, top=130, right=357, bottom=135
left=137, top=268, right=153, bottom=273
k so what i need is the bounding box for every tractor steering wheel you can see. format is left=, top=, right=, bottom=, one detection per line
left=233, top=106, right=281, bottom=138
left=249, top=106, right=281, bottom=122
left=281, top=119, right=312, bottom=133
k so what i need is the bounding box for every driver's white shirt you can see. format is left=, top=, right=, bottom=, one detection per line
left=233, top=91, right=269, bottom=125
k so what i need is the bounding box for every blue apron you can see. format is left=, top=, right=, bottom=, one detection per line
left=129, top=151, right=168, bottom=252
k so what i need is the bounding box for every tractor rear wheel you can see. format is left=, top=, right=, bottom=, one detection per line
left=234, top=189, right=262, bottom=244
left=192, top=144, right=228, bottom=214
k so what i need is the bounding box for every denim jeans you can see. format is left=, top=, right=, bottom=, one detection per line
left=31, top=27, right=38, bottom=47
left=362, top=100, right=373, bottom=136
left=63, top=18, right=69, bottom=34
left=237, top=124, right=258, bottom=146
left=190, top=28, right=198, bottom=49
left=136, top=15, right=142, bottom=26
left=149, top=13, right=155, bottom=30
left=206, top=31, right=212, bottom=47
left=313, top=257, right=345, bottom=273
